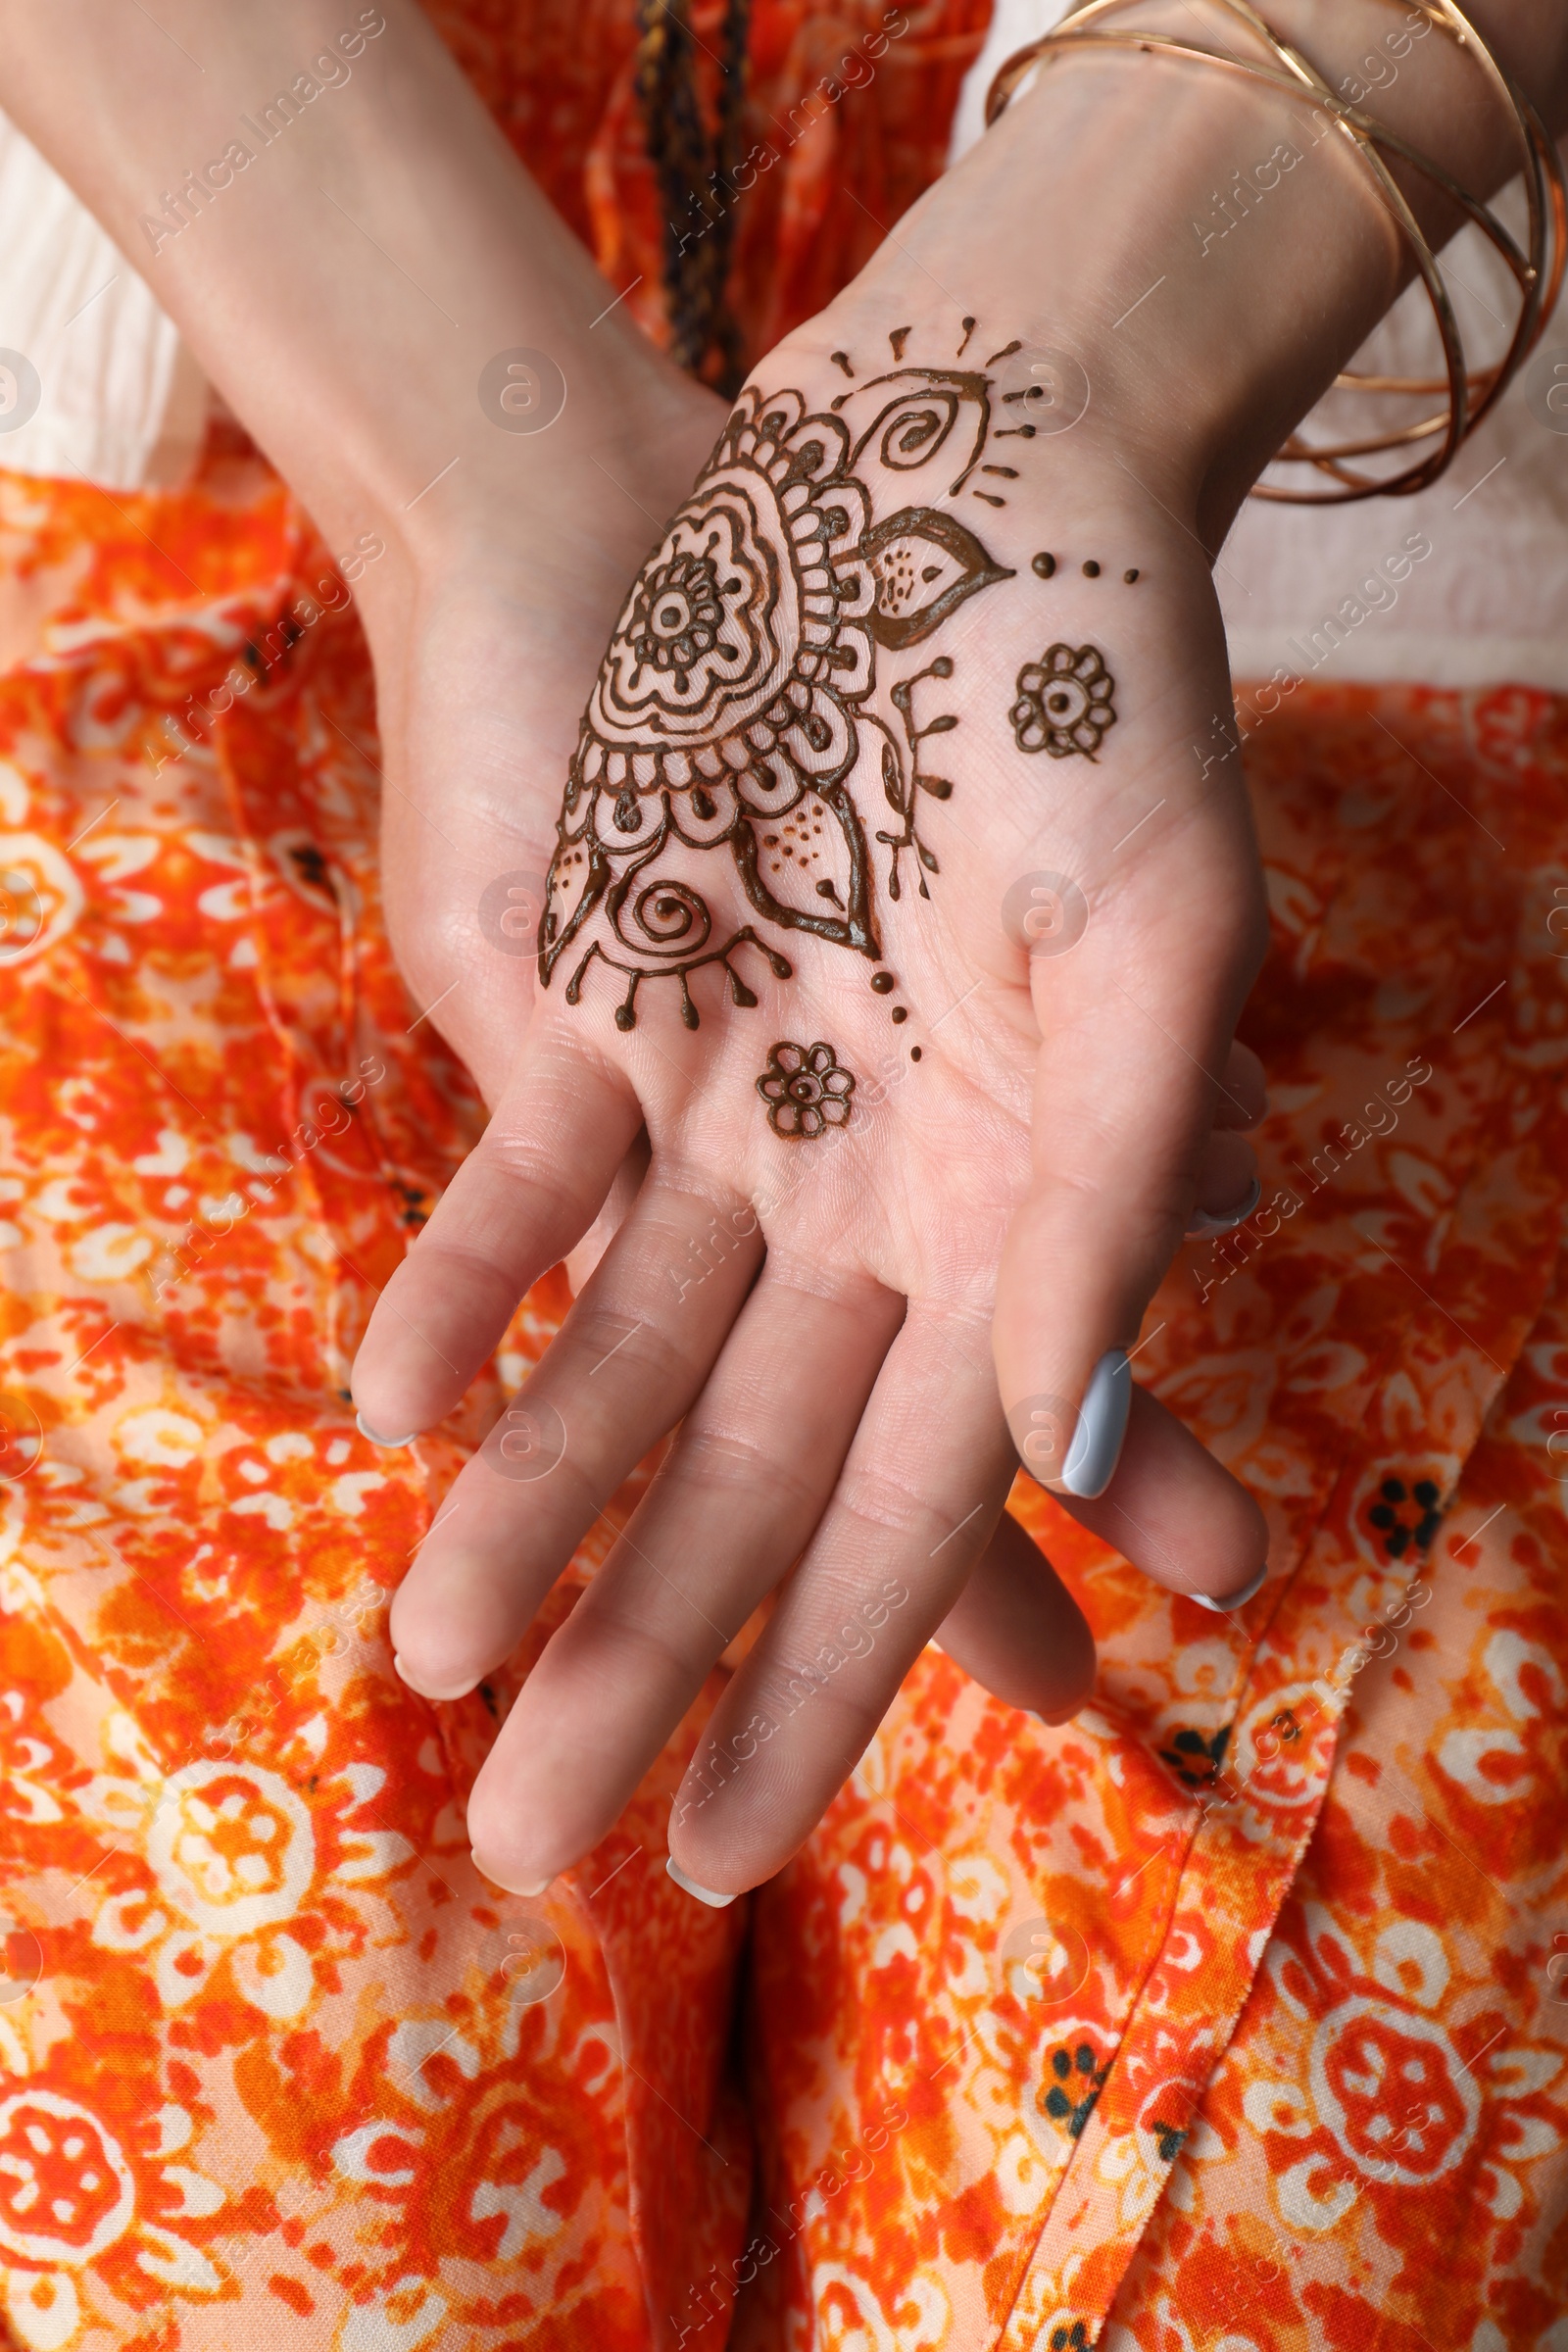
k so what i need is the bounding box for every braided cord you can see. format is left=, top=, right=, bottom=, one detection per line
left=637, top=0, right=754, bottom=388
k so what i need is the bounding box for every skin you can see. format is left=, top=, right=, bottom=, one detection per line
left=3, top=0, right=1564, bottom=1899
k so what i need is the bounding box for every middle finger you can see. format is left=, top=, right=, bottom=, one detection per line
left=465, top=1257, right=906, bottom=1889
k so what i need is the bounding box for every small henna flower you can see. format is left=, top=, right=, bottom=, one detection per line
left=758, top=1040, right=856, bottom=1138
left=1010, top=643, right=1117, bottom=760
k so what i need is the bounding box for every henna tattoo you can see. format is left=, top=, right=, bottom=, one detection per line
left=1020, top=644, right=1114, bottom=761
left=889, top=325, right=912, bottom=361
left=830, top=350, right=855, bottom=378
left=541, top=366, right=1013, bottom=1025
left=876, top=656, right=956, bottom=902
left=1010, top=645, right=1118, bottom=760
left=758, top=1040, right=856, bottom=1137
left=566, top=917, right=792, bottom=1033
left=956, top=316, right=976, bottom=358
left=859, top=511, right=1011, bottom=651
left=870, top=971, right=894, bottom=993
left=1032, top=550, right=1145, bottom=585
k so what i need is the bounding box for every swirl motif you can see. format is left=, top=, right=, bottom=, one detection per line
left=618, top=879, right=711, bottom=957
left=876, top=392, right=956, bottom=469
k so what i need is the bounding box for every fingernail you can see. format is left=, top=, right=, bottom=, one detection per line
left=393, top=1650, right=480, bottom=1701
left=1037, top=1697, right=1088, bottom=1727
left=358, top=1409, right=418, bottom=1448
left=470, top=1848, right=553, bottom=1897
left=666, top=1856, right=739, bottom=1909
left=1060, top=1348, right=1131, bottom=1499
left=1186, top=1175, right=1261, bottom=1238
left=1191, top=1564, right=1269, bottom=1613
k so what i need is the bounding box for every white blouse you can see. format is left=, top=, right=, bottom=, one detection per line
left=0, top=107, right=206, bottom=492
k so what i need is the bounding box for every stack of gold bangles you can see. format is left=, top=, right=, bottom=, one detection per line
left=985, top=0, right=1567, bottom=502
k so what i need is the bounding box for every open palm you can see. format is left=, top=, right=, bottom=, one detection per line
left=356, top=316, right=1269, bottom=1900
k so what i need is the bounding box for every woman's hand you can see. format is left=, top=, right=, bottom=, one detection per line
left=0, top=0, right=1119, bottom=1760
left=360, top=0, right=1568, bottom=1897
left=353, top=297, right=1276, bottom=1899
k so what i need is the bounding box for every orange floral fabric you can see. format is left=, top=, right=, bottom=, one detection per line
left=421, top=0, right=995, bottom=368
left=2, top=9, right=1568, bottom=2351
left=734, top=683, right=1568, bottom=2351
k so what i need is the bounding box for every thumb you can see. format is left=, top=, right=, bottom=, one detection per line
left=993, top=820, right=1265, bottom=1505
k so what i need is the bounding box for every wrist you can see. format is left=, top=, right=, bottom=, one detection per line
left=864, top=0, right=1568, bottom=544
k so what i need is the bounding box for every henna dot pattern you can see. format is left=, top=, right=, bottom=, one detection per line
left=870, top=972, right=895, bottom=993
left=1010, top=645, right=1118, bottom=761
left=909, top=1046, right=922, bottom=1060
left=1082, top=560, right=1101, bottom=578
left=1124, top=568, right=1141, bottom=583
left=891, top=1006, right=907, bottom=1023
left=758, top=1040, right=856, bottom=1138
left=1033, top=552, right=1056, bottom=578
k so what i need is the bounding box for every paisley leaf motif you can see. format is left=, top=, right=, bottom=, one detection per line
left=860, top=509, right=1016, bottom=650
left=732, top=782, right=879, bottom=957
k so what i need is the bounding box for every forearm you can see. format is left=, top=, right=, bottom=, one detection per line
left=0, top=2, right=695, bottom=608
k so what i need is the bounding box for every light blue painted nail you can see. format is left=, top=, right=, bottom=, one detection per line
left=1060, top=1348, right=1132, bottom=1499
left=1192, top=1564, right=1269, bottom=1613
left=357, top=1409, right=417, bottom=1449
left=666, top=1856, right=739, bottom=1909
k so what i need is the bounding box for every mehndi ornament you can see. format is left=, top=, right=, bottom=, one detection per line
left=1010, top=644, right=1116, bottom=760
left=758, top=1041, right=857, bottom=1138
left=539, top=374, right=1012, bottom=1028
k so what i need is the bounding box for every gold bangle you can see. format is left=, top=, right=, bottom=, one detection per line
left=985, top=0, right=1567, bottom=503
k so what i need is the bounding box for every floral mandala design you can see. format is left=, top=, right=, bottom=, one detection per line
left=539, top=373, right=1012, bottom=1028
left=1010, top=642, right=1117, bottom=760
left=758, top=1040, right=856, bottom=1138
left=628, top=550, right=727, bottom=683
